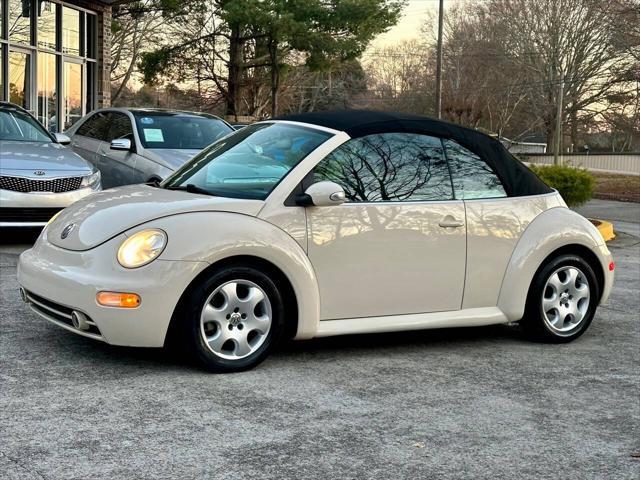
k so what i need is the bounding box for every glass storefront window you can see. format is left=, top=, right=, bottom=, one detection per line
left=37, top=52, right=56, bottom=130
left=86, top=13, right=96, bottom=59
left=62, top=6, right=80, bottom=56
left=8, top=0, right=32, bottom=45
left=37, top=1, right=56, bottom=50
left=9, top=50, right=30, bottom=107
left=0, top=49, right=4, bottom=101
left=85, top=61, right=95, bottom=113
left=63, top=61, right=82, bottom=129
left=1, top=2, right=97, bottom=123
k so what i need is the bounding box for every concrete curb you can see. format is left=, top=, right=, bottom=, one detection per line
left=589, top=218, right=616, bottom=242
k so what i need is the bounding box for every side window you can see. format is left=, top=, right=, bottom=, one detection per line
left=76, top=112, right=110, bottom=141
left=444, top=139, right=507, bottom=199
left=314, top=133, right=453, bottom=202
left=106, top=113, right=134, bottom=142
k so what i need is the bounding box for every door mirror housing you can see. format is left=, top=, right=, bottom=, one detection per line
left=54, top=133, right=71, bottom=145
left=297, top=181, right=346, bottom=207
left=110, top=138, right=132, bottom=151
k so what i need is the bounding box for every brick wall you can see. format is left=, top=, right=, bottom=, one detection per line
left=96, top=5, right=111, bottom=107
left=74, top=0, right=112, bottom=108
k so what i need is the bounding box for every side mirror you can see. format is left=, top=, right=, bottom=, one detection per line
left=111, top=138, right=132, bottom=151
left=297, top=181, right=346, bottom=207
left=54, top=133, right=71, bottom=145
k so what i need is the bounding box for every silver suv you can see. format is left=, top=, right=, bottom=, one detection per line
left=0, top=102, right=101, bottom=227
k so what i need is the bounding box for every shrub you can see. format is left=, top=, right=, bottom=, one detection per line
left=529, top=164, right=594, bottom=207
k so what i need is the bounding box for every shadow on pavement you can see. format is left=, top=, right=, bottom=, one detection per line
left=284, top=323, right=524, bottom=354
left=31, top=321, right=524, bottom=374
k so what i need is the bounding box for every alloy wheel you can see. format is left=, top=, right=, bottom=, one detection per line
left=200, top=280, right=272, bottom=360
left=541, top=266, right=591, bottom=335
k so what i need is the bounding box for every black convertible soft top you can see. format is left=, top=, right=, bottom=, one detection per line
left=276, top=110, right=551, bottom=197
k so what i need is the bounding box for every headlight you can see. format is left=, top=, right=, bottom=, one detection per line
left=81, top=170, right=101, bottom=187
left=117, top=229, right=167, bottom=268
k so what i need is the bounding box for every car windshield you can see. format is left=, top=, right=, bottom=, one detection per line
left=0, top=108, right=52, bottom=142
left=163, top=122, right=332, bottom=200
left=133, top=112, right=233, bottom=149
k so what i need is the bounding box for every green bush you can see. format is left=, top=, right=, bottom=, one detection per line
left=529, top=164, right=594, bottom=207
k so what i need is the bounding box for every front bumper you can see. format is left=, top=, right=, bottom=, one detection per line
left=0, top=185, right=99, bottom=226
left=17, top=230, right=207, bottom=347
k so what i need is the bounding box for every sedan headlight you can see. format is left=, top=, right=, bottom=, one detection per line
left=117, top=229, right=167, bottom=268
left=81, top=170, right=101, bottom=187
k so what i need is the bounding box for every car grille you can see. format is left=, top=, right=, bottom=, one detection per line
left=0, top=175, right=83, bottom=193
left=0, top=207, right=62, bottom=223
left=23, top=290, right=103, bottom=339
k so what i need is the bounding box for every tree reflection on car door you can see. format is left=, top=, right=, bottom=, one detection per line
left=305, top=132, right=467, bottom=320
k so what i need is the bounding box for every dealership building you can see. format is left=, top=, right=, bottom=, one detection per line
left=0, top=0, right=111, bottom=132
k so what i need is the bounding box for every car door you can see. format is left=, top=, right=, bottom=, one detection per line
left=305, top=132, right=467, bottom=320
left=442, top=138, right=518, bottom=310
left=97, top=112, right=138, bottom=188
left=69, top=112, right=110, bottom=171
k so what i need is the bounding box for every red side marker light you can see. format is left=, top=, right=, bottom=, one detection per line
left=609, top=261, right=615, bottom=271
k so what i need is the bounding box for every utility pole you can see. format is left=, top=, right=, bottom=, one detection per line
left=435, top=0, right=444, bottom=119
left=554, top=78, right=564, bottom=165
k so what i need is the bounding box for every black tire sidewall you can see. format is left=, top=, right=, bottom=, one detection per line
left=183, top=266, right=285, bottom=372
left=525, top=254, right=599, bottom=342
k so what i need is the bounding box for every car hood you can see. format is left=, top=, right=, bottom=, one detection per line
left=46, top=184, right=264, bottom=251
left=0, top=141, right=93, bottom=177
left=144, top=148, right=201, bottom=171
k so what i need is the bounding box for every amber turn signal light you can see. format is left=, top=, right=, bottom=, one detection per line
left=96, top=291, right=141, bottom=308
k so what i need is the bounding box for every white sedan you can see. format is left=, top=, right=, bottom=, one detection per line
left=17, top=111, right=614, bottom=372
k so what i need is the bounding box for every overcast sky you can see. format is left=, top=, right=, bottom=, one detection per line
left=371, top=0, right=442, bottom=48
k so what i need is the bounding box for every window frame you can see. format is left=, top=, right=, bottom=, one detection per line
left=305, top=131, right=457, bottom=205
left=74, top=109, right=110, bottom=141
left=442, top=137, right=508, bottom=201
left=0, top=1, right=98, bottom=126
left=105, top=111, right=134, bottom=143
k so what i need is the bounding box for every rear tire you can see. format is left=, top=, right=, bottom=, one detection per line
left=177, top=265, right=285, bottom=372
left=522, top=254, right=599, bottom=343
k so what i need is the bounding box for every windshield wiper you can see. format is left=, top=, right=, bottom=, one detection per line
left=165, top=184, right=216, bottom=196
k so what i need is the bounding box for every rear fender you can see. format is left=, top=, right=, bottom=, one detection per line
left=497, top=207, right=605, bottom=321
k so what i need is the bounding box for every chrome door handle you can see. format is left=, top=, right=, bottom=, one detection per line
left=439, top=216, right=464, bottom=228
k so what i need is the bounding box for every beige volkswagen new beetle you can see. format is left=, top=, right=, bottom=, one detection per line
left=18, top=111, right=614, bottom=372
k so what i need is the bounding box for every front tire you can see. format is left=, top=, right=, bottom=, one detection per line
left=522, top=254, right=599, bottom=343
left=179, top=266, right=285, bottom=372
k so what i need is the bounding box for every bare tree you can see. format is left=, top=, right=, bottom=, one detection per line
left=485, top=0, right=637, bottom=149
left=110, top=2, right=166, bottom=103
left=363, top=40, right=434, bottom=114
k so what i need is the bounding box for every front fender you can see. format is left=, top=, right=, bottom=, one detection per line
left=497, top=207, right=607, bottom=321
left=136, top=211, right=320, bottom=340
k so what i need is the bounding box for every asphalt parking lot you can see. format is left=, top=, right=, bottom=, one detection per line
left=1, top=199, right=638, bottom=479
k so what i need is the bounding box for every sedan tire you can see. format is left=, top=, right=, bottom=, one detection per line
left=522, top=254, right=600, bottom=343
left=179, top=266, right=285, bottom=372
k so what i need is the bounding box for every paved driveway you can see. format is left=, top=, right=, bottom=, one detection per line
left=1, top=200, right=638, bottom=479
